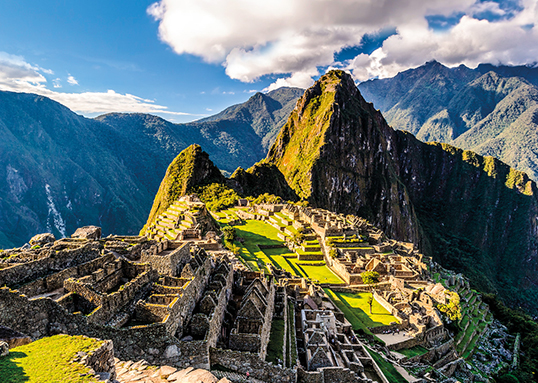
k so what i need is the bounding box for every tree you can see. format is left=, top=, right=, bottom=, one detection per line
left=437, top=291, right=462, bottom=322
left=221, top=226, right=236, bottom=242
left=228, top=244, right=240, bottom=255
left=329, top=248, right=338, bottom=259
left=361, top=271, right=380, bottom=314
left=291, top=231, right=305, bottom=246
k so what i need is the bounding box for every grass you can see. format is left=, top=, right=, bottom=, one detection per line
left=333, top=291, right=399, bottom=327
left=266, top=319, right=285, bottom=364
left=287, top=301, right=297, bottom=367
left=366, top=347, right=408, bottom=383
left=0, top=334, right=103, bottom=383
left=398, top=345, right=429, bottom=358
left=324, top=288, right=373, bottom=335
left=219, top=219, right=344, bottom=283
left=268, top=253, right=343, bottom=284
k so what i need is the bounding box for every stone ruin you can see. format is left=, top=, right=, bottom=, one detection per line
left=0, top=198, right=489, bottom=382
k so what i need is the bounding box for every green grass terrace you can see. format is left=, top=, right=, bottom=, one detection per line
left=0, top=334, right=104, bottom=383
left=215, top=214, right=344, bottom=284
left=324, top=289, right=399, bottom=335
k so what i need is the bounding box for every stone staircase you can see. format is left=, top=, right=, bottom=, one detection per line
left=145, top=201, right=195, bottom=241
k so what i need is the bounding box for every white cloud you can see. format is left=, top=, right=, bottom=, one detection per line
left=67, top=75, right=78, bottom=85
left=148, top=0, right=538, bottom=87
left=348, top=3, right=538, bottom=81
left=0, top=52, right=191, bottom=116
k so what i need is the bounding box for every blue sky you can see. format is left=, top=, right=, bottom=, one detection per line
left=0, top=0, right=536, bottom=122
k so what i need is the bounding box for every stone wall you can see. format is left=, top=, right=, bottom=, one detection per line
left=0, top=242, right=101, bottom=287
left=65, top=268, right=159, bottom=325
left=140, top=242, right=191, bottom=277
left=80, top=339, right=116, bottom=379
left=210, top=347, right=295, bottom=382
left=0, top=287, right=212, bottom=368
left=163, top=256, right=213, bottom=337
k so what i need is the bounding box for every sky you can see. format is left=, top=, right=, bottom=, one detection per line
left=0, top=0, right=537, bottom=122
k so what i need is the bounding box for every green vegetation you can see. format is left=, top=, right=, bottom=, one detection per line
left=0, top=334, right=103, bottom=383
left=193, top=183, right=240, bottom=211
left=366, top=347, right=408, bottom=383
left=221, top=226, right=236, bottom=242
left=266, top=318, right=285, bottom=364
left=483, top=294, right=538, bottom=382
left=215, top=217, right=343, bottom=283
left=249, top=193, right=282, bottom=205
left=397, top=345, right=429, bottom=358
left=324, top=288, right=373, bottom=335
left=286, top=301, right=297, bottom=368
left=437, top=291, right=462, bottom=321
left=142, top=144, right=224, bottom=232
left=332, top=290, right=398, bottom=327
left=361, top=271, right=380, bottom=314
left=267, top=71, right=346, bottom=199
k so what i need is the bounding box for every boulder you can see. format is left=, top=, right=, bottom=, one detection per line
left=72, top=226, right=102, bottom=240
left=29, top=233, right=56, bottom=247
left=0, top=341, right=9, bottom=357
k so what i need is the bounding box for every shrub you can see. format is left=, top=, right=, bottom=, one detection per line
left=192, top=183, right=240, bottom=211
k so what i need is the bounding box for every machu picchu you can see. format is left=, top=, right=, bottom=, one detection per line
left=2, top=69, right=538, bottom=383
left=0, top=193, right=521, bottom=382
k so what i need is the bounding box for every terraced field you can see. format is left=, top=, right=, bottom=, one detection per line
left=433, top=274, right=493, bottom=360
left=215, top=211, right=343, bottom=284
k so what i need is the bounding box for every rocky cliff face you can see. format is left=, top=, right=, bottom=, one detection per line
left=263, top=70, right=538, bottom=312
left=142, top=144, right=224, bottom=232
left=267, top=70, right=421, bottom=243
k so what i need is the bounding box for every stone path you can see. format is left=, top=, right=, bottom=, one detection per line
left=115, top=359, right=231, bottom=383
left=393, top=364, right=421, bottom=383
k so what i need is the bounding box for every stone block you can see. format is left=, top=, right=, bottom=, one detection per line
left=72, top=226, right=102, bottom=240
left=29, top=233, right=56, bottom=246
left=0, top=341, right=9, bottom=357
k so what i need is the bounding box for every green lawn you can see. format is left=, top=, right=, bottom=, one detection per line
left=0, top=334, right=103, bottom=383
left=234, top=220, right=285, bottom=245
left=267, top=252, right=343, bottom=284
left=287, top=301, right=297, bottom=367
left=324, top=288, right=373, bottom=335
left=366, top=347, right=408, bottom=383
left=223, top=220, right=344, bottom=283
left=266, top=319, right=285, bottom=364
left=334, top=291, right=399, bottom=327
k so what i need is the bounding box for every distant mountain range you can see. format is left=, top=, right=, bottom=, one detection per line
left=0, top=88, right=302, bottom=248
left=3, top=60, right=538, bottom=252
left=358, top=60, right=538, bottom=180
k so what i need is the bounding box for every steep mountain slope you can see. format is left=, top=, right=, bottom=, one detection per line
left=142, top=144, right=224, bottom=231
left=0, top=92, right=149, bottom=248
left=358, top=61, right=538, bottom=180
left=0, top=88, right=301, bottom=248
left=250, top=70, right=538, bottom=312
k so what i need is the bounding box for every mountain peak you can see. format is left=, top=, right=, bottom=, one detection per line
left=141, top=144, right=224, bottom=233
